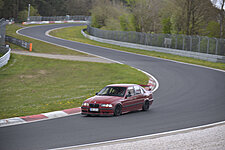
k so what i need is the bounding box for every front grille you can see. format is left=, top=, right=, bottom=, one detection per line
left=89, top=103, right=99, bottom=108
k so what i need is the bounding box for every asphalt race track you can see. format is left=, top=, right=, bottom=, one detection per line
left=0, top=24, right=225, bottom=150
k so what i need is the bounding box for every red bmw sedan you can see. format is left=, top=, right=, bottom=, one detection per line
left=81, top=84, right=153, bottom=116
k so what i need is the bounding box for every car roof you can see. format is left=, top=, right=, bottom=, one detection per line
left=107, top=84, right=138, bottom=87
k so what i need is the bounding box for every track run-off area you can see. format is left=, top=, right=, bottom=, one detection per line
left=0, top=24, right=225, bottom=150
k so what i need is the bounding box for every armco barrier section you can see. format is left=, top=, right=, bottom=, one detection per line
left=5, top=35, right=32, bottom=51
left=28, top=15, right=88, bottom=21
left=23, top=15, right=90, bottom=25
left=0, top=46, right=11, bottom=68
left=87, top=26, right=225, bottom=57
left=82, top=29, right=225, bottom=63
left=22, top=20, right=87, bottom=25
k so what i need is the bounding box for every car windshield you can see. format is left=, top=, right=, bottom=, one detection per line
left=97, top=86, right=127, bottom=97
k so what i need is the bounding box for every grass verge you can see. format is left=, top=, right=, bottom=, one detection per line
left=6, top=24, right=87, bottom=56
left=0, top=54, right=148, bottom=119
left=50, top=26, right=225, bottom=71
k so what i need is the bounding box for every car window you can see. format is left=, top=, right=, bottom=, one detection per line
left=98, top=86, right=126, bottom=97
left=126, top=87, right=135, bottom=97
left=140, top=87, right=146, bottom=94
left=134, top=86, right=141, bottom=95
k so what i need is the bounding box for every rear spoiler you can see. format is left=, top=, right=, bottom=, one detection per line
left=140, top=85, right=151, bottom=91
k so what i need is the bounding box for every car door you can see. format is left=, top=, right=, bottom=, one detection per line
left=122, top=86, right=136, bottom=112
left=134, top=85, right=145, bottom=110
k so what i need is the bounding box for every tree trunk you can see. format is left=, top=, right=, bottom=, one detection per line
left=186, top=0, right=192, bottom=35
left=220, top=0, right=225, bottom=38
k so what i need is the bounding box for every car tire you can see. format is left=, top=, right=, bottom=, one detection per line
left=114, top=104, right=122, bottom=116
left=142, top=100, right=150, bottom=111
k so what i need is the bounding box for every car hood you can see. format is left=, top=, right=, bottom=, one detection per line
left=86, top=96, right=123, bottom=104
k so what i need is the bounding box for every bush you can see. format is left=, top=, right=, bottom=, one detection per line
left=17, top=6, right=39, bottom=22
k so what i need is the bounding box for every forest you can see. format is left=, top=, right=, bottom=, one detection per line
left=0, top=0, right=224, bottom=38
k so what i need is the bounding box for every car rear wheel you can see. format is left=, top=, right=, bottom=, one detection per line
left=114, top=104, right=122, bottom=116
left=142, top=100, right=150, bottom=111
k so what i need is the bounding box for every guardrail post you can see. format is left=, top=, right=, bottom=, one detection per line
left=189, top=35, right=192, bottom=51
left=145, top=33, right=148, bottom=45
left=214, top=38, right=218, bottom=55
left=182, top=35, right=185, bottom=50
left=207, top=37, right=209, bottom=54
left=175, top=35, right=177, bottom=49
left=197, top=35, right=200, bottom=52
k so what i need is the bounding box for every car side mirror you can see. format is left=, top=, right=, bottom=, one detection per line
left=125, top=95, right=130, bottom=99
left=125, top=91, right=131, bottom=99
left=95, top=92, right=98, bottom=95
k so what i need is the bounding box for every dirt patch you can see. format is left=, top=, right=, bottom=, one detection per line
left=19, top=70, right=48, bottom=79
left=38, top=70, right=47, bottom=75
left=20, top=75, right=35, bottom=79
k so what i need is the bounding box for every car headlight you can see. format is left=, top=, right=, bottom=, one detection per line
left=101, top=104, right=113, bottom=107
left=82, top=102, right=89, bottom=107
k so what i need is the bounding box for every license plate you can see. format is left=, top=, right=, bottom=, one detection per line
left=90, top=108, right=99, bottom=112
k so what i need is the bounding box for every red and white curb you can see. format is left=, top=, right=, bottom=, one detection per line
left=0, top=77, right=157, bottom=127
left=0, top=107, right=81, bottom=127
left=22, top=20, right=87, bottom=25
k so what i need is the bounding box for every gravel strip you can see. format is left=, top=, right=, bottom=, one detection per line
left=76, top=124, right=225, bottom=150
left=11, top=50, right=115, bottom=63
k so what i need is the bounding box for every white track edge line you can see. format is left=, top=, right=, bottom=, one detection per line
left=135, top=68, right=159, bottom=93
left=51, top=120, right=225, bottom=150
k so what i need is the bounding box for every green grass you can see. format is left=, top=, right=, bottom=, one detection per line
left=0, top=54, right=148, bottom=119
left=50, top=26, right=225, bottom=70
left=6, top=24, right=88, bottom=56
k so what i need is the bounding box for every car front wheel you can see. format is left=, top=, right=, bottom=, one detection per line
left=142, top=100, right=150, bottom=111
left=114, top=104, right=122, bottom=116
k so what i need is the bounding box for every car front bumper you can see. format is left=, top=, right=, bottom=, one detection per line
left=81, top=106, right=114, bottom=116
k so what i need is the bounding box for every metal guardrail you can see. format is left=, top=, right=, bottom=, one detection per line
left=0, top=18, right=11, bottom=68
left=0, top=46, right=11, bottom=68
left=28, top=15, right=88, bottom=21
left=0, top=18, right=8, bottom=46
left=5, top=35, right=32, bottom=51
left=82, top=29, right=225, bottom=63
left=87, top=26, right=225, bottom=56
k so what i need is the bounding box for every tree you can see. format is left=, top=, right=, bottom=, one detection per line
left=162, top=17, right=172, bottom=34
left=0, top=0, right=3, bottom=9
left=90, top=0, right=110, bottom=28
left=65, top=0, right=93, bottom=16
left=206, top=21, right=220, bottom=37
left=0, top=0, right=4, bottom=17
left=120, top=13, right=136, bottom=31
left=128, top=0, right=162, bottom=33
left=218, top=0, right=225, bottom=38
left=167, top=0, right=216, bottom=35
left=90, top=0, right=129, bottom=30
left=18, top=5, right=39, bottom=22
left=17, top=10, right=27, bottom=22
